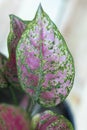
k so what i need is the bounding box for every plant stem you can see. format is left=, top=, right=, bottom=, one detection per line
left=9, top=86, right=18, bottom=105
left=26, top=96, right=36, bottom=118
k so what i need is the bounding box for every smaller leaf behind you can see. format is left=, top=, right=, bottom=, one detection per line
left=5, top=15, right=29, bottom=87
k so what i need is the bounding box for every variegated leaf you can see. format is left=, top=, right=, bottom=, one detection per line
left=32, top=110, right=74, bottom=130
left=5, top=15, right=29, bottom=87
left=16, top=5, right=75, bottom=107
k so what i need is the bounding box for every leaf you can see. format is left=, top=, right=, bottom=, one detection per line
left=0, top=53, right=8, bottom=88
left=31, top=110, right=74, bottom=130
left=16, top=4, right=75, bottom=107
left=0, top=104, right=30, bottom=129
left=5, top=15, right=29, bottom=87
left=0, top=53, right=7, bottom=73
left=7, top=15, right=29, bottom=54
left=0, top=72, right=9, bottom=88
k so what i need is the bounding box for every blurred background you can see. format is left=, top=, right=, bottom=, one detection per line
left=0, top=0, right=87, bottom=129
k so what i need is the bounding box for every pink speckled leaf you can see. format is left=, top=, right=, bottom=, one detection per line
left=32, top=110, right=74, bottom=130
left=16, top=5, right=75, bottom=107
left=5, top=15, right=29, bottom=87
left=0, top=104, right=30, bottom=130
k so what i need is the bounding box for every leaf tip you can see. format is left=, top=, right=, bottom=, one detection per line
left=36, top=3, right=43, bottom=17
left=9, top=14, right=16, bottom=24
left=38, top=3, right=42, bottom=9
left=9, top=14, right=20, bottom=22
left=9, top=14, right=15, bottom=20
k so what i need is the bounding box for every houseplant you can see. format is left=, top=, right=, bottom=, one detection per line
left=0, top=4, right=75, bottom=130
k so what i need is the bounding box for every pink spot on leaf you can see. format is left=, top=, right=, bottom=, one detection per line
left=41, top=91, right=55, bottom=100
left=27, top=73, right=39, bottom=87
left=26, top=52, right=40, bottom=70
left=46, top=30, right=54, bottom=42
left=26, top=88, right=34, bottom=96
left=59, top=55, right=66, bottom=63
left=43, top=73, right=56, bottom=87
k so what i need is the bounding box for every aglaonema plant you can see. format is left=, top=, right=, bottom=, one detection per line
left=0, top=4, right=75, bottom=130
